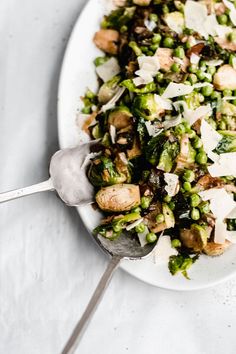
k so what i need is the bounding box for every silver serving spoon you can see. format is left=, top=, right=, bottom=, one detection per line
left=61, top=232, right=157, bottom=354
left=0, top=142, right=97, bottom=205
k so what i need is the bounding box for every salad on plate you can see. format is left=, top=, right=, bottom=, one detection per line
left=79, top=0, right=236, bottom=278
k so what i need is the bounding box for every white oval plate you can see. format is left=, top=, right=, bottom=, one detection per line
left=58, top=0, right=236, bottom=290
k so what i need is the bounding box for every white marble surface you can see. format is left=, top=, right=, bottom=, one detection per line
left=1, top=1, right=236, bottom=353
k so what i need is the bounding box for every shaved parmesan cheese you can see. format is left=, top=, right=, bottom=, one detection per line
left=164, top=173, right=180, bottom=197
left=101, top=87, right=126, bottom=112
left=109, top=124, right=116, bottom=144
left=154, top=94, right=173, bottom=110
left=96, top=57, right=120, bottom=82
left=163, top=114, right=182, bottom=129
left=152, top=235, right=178, bottom=265
left=226, top=231, right=236, bottom=243
left=133, top=77, right=146, bottom=86
left=164, top=11, right=184, bottom=34
left=199, top=188, right=236, bottom=243
left=214, top=219, right=228, bottom=244
left=145, top=121, right=163, bottom=137
left=185, top=0, right=208, bottom=38
left=137, top=226, right=149, bottom=247
left=204, top=14, right=219, bottom=37
left=185, top=104, right=212, bottom=126
left=144, top=19, right=156, bottom=31
left=227, top=206, right=236, bottom=219
left=193, top=82, right=213, bottom=89
left=208, top=152, right=236, bottom=177
left=223, top=0, right=236, bottom=26
left=173, top=57, right=184, bottom=66
left=204, top=73, right=212, bottom=81
left=162, top=83, right=193, bottom=99
left=206, top=60, right=224, bottom=66
left=190, top=53, right=200, bottom=65
left=80, top=152, right=101, bottom=169
left=134, top=56, right=160, bottom=86
left=199, top=188, right=236, bottom=219
left=126, top=218, right=143, bottom=231
left=223, top=96, right=236, bottom=101
left=200, top=119, right=222, bottom=156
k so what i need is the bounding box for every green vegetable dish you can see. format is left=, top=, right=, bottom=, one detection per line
left=80, top=0, right=236, bottom=278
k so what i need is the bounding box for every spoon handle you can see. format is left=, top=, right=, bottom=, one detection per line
left=61, top=255, right=122, bottom=354
left=0, top=178, right=54, bottom=203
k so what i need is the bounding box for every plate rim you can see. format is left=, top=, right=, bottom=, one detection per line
left=57, top=0, right=236, bottom=291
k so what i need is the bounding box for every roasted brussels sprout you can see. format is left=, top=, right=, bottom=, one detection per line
left=88, top=156, right=127, bottom=187
left=132, top=94, right=164, bottom=121
left=96, top=184, right=141, bottom=212
left=108, top=106, right=133, bottom=130
left=93, top=29, right=119, bottom=55
left=203, top=240, right=231, bottom=256
left=213, top=65, right=236, bottom=91
left=168, top=254, right=198, bottom=279
left=98, top=75, right=121, bottom=104
left=180, top=224, right=208, bottom=252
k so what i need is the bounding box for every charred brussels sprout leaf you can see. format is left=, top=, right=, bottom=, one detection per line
left=145, top=134, right=168, bottom=166
left=214, top=131, right=236, bottom=153
left=88, top=156, right=127, bottom=187
left=157, top=141, right=179, bottom=172
left=102, top=7, right=135, bottom=30
left=121, top=80, right=157, bottom=93
left=168, top=254, right=198, bottom=279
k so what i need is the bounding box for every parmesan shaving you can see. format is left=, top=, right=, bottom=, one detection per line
left=162, top=83, right=193, bottom=99
left=96, top=57, right=120, bottom=82
left=137, top=226, right=149, bottom=247
left=101, top=87, right=126, bottom=112
left=152, top=235, right=178, bottom=265
left=163, top=115, right=182, bottom=129
left=109, top=124, right=116, bottom=144
left=208, top=152, right=236, bottom=177
left=222, top=96, right=236, bottom=101
left=164, top=173, right=180, bottom=197
left=134, top=56, right=160, bottom=86
left=184, top=104, right=212, bottom=126
left=126, top=218, right=144, bottom=231
left=190, top=53, right=200, bottom=65
left=164, top=11, right=184, bottom=34
left=154, top=94, right=173, bottom=110
left=144, top=19, right=156, bottom=31
left=200, top=119, right=222, bottom=156
left=205, top=60, right=224, bottom=66
left=145, top=121, right=163, bottom=137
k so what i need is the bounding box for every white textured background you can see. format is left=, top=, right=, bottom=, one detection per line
left=1, top=1, right=236, bottom=353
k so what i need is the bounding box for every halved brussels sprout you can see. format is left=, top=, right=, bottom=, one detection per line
left=88, top=156, right=127, bottom=187
left=96, top=184, right=141, bottom=212
left=180, top=224, right=208, bottom=252
left=132, top=94, right=164, bottom=121
left=108, top=106, right=133, bottom=130
left=98, top=75, right=121, bottom=104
